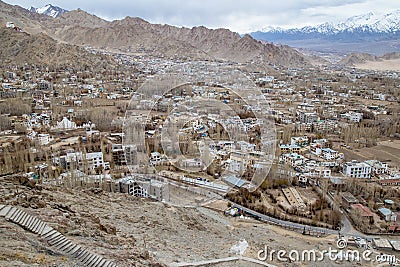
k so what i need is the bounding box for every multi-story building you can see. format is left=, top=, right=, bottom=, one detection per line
left=114, top=176, right=169, bottom=202
left=290, top=136, right=309, bottom=147
left=341, top=111, right=363, bottom=123
left=297, top=110, right=319, bottom=124
left=112, top=144, right=137, bottom=165
left=150, top=152, right=163, bottom=165
left=280, top=144, right=303, bottom=154
left=54, top=151, right=108, bottom=172
left=320, top=148, right=339, bottom=161
left=280, top=153, right=306, bottom=167
left=343, top=160, right=372, bottom=178
left=364, top=160, right=388, bottom=175
left=37, top=133, right=52, bottom=146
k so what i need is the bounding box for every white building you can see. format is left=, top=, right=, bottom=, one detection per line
left=297, top=110, right=319, bottom=124
left=115, top=177, right=169, bottom=202
left=364, top=160, right=388, bottom=175
left=343, top=160, right=372, bottom=178
left=280, top=153, right=306, bottom=167
left=341, top=111, right=363, bottom=123
left=305, top=167, right=331, bottom=178
left=179, top=158, right=204, bottom=168
left=37, top=133, right=52, bottom=146
left=378, top=208, right=397, bottom=222
left=6, top=22, right=15, bottom=28
left=150, top=152, right=163, bottom=165
left=320, top=148, right=339, bottom=161
left=290, top=136, right=309, bottom=147
left=54, top=151, right=108, bottom=172
left=53, top=117, right=76, bottom=130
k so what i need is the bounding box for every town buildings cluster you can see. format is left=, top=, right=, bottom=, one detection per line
left=1, top=50, right=399, bottom=234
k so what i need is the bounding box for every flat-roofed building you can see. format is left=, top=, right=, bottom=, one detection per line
left=343, top=160, right=372, bottom=179
left=342, top=192, right=358, bottom=208
left=280, top=153, right=306, bottom=167
left=378, top=208, right=397, bottom=222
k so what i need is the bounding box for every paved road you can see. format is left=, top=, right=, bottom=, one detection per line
left=232, top=202, right=400, bottom=242
left=169, top=256, right=276, bottom=267
left=232, top=202, right=339, bottom=236
left=340, top=212, right=370, bottom=239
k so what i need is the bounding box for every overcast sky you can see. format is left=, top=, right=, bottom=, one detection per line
left=5, top=0, right=400, bottom=33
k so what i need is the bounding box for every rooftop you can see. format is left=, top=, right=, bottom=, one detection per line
left=351, top=204, right=374, bottom=217
left=378, top=207, right=393, bottom=216
left=373, top=238, right=393, bottom=249
left=223, top=175, right=246, bottom=188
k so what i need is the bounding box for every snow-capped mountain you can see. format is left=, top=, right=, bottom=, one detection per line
left=253, top=10, right=400, bottom=37
left=250, top=10, right=400, bottom=55
left=29, top=4, right=68, bottom=18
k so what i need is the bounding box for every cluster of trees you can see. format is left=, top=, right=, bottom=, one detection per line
left=226, top=185, right=341, bottom=229
left=86, top=107, right=118, bottom=132
left=227, top=190, right=340, bottom=229
left=0, top=116, right=11, bottom=131
left=0, top=99, right=31, bottom=116
left=341, top=124, right=380, bottom=147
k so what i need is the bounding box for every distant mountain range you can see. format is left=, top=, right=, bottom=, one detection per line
left=29, top=4, right=68, bottom=18
left=0, top=1, right=310, bottom=68
left=3, top=1, right=399, bottom=68
left=251, top=11, right=400, bottom=55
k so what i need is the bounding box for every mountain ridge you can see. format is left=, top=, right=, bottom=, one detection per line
left=0, top=1, right=311, bottom=67
left=257, top=10, right=400, bottom=36
left=0, top=27, right=115, bottom=68
left=250, top=10, right=400, bottom=55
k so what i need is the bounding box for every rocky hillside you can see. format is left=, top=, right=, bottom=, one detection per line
left=0, top=174, right=344, bottom=267
left=46, top=12, right=310, bottom=66
left=0, top=28, right=114, bottom=68
left=0, top=1, right=49, bottom=34
left=0, top=0, right=311, bottom=67
left=381, top=52, right=400, bottom=60
left=339, top=52, right=400, bottom=66
left=339, top=53, right=381, bottom=65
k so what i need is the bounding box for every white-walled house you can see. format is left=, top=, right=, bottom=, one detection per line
left=37, top=133, right=53, bottom=146
left=364, top=160, right=388, bottom=175
left=53, top=151, right=108, bottom=172
left=378, top=208, right=397, bottom=222
left=280, top=153, right=306, bottom=167
left=343, top=160, right=372, bottom=178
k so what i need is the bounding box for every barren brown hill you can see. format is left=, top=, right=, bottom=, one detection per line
left=381, top=52, right=400, bottom=60
left=339, top=51, right=400, bottom=71
left=0, top=1, right=50, bottom=34
left=48, top=14, right=310, bottom=66
left=0, top=28, right=114, bottom=68
left=0, top=1, right=311, bottom=67
left=339, top=52, right=381, bottom=66
left=50, top=9, right=108, bottom=29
